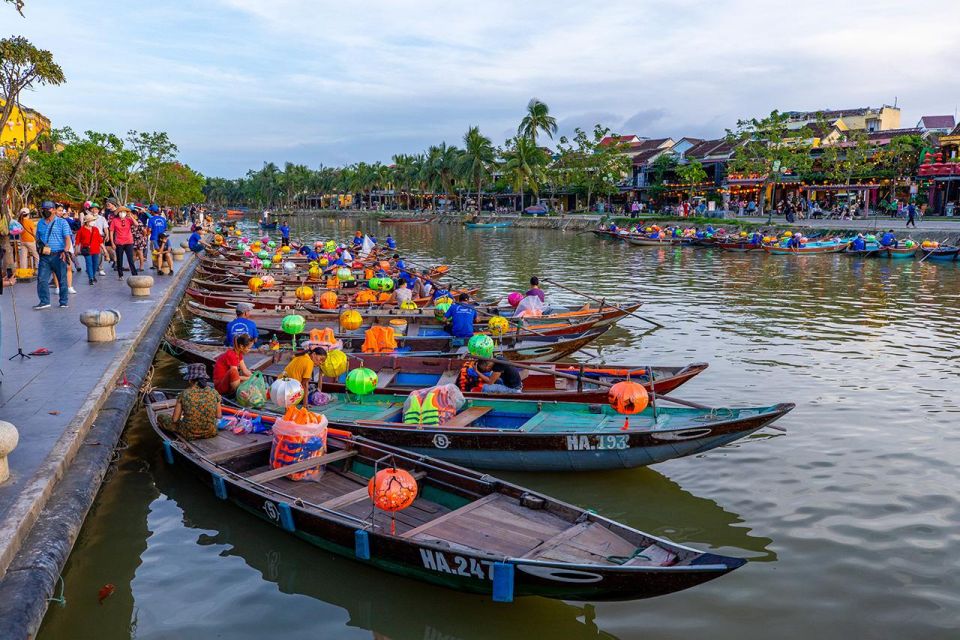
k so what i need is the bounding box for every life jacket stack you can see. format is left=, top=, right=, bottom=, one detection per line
left=362, top=326, right=398, bottom=354
left=269, top=406, right=329, bottom=481
left=403, top=384, right=466, bottom=427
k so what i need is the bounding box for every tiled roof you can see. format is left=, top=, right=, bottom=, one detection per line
left=785, top=107, right=875, bottom=120
left=686, top=138, right=737, bottom=161
left=599, top=135, right=641, bottom=147
left=920, top=115, right=956, bottom=130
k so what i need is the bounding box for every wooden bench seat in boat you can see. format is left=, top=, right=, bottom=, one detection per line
left=443, top=406, right=493, bottom=427
left=402, top=493, right=572, bottom=557
left=375, top=369, right=398, bottom=388
left=244, top=449, right=357, bottom=483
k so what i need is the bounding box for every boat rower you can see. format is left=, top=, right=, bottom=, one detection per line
left=880, top=229, right=898, bottom=248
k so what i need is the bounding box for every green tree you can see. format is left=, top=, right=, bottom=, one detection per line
left=518, top=98, right=558, bottom=148
left=820, top=129, right=876, bottom=187
left=0, top=36, right=65, bottom=216
left=502, top=135, right=548, bottom=209
left=876, top=134, right=924, bottom=202
left=646, top=153, right=678, bottom=202
left=727, top=110, right=814, bottom=214
left=154, top=162, right=205, bottom=206
left=676, top=157, right=708, bottom=201
left=126, top=130, right=178, bottom=203
left=459, top=125, right=495, bottom=211
left=555, top=125, right=630, bottom=211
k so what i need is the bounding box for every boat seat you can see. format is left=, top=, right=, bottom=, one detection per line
left=623, top=544, right=678, bottom=567
left=375, top=369, right=397, bottom=389
left=436, top=370, right=459, bottom=386
left=321, top=470, right=426, bottom=510
left=244, top=449, right=357, bottom=483
left=443, top=406, right=493, bottom=427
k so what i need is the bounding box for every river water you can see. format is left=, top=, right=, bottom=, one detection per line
left=39, top=219, right=960, bottom=639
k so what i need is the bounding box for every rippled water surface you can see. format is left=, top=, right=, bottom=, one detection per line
left=40, top=219, right=960, bottom=639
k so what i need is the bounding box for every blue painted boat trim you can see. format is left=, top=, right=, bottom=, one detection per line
left=278, top=501, right=296, bottom=532
left=162, top=440, right=174, bottom=465
left=212, top=473, right=228, bottom=500
left=355, top=529, right=371, bottom=560
left=492, top=562, right=515, bottom=602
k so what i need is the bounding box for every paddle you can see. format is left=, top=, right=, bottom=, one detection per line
left=917, top=238, right=950, bottom=264
left=472, top=356, right=711, bottom=411
left=472, top=306, right=551, bottom=338
left=541, top=279, right=665, bottom=329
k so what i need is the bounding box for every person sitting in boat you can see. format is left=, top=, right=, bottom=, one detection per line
left=282, top=345, right=328, bottom=407
left=750, top=231, right=763, bottom=245
left=386, top=234, right=396, bottom=249
left=393, top=279, right=414, bottom=306
left=352, top=231, right=363, bottom=247
left=608, top=222, right=618, bottom=233
left=213, top=335, right=254, bottom=398
left=788, top=234, right=804, bottom=249
left=445, top=293, right=478, bottom=338
left=525, top=276, right=545, bottom=303
left=880, top=230, right=898, bottom=248
left=432, top=283, right=452, bottom=302
left=224, top=302, right=259, bottom=347
left=393, top=253, right=406, bottom=271
left=397, top=269, right=416, bottom=289
left=851, top=233, right=867, bottom=252
left=158, top=364, right=222, bottom=440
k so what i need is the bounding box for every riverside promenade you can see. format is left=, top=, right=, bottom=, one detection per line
left=0, top=228, right=198, bottom=634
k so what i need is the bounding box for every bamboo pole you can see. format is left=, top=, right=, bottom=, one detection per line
left=541, top=279, right=664, bottom=329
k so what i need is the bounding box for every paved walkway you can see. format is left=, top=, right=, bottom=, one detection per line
left=0, top=229, right=194, bottom=575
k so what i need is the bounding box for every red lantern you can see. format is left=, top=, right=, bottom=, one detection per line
left=608, top=380, right=650, bottom=415
left=368, top=468, right=418, bottom=513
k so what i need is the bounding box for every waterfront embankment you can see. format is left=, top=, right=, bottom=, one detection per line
left=0, top=229, right=198, bottom=637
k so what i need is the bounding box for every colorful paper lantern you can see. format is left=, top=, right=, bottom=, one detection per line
left=320, top=349, right=348, bottom=378
left=340, top=310, right=363, bottom=331
left=467, top=334, right=494, bottom=359
left=608, top=380, right=649, bottom=415
left=248, top=276, right=264, bottom=293
left=345, top=367, right=378, bottom=395
left=319, top=291, right=338, bottom=309
left=295, top=286, right=314, bottom=301
left=281, top=314, right=306, bottom=335
left=368, top=468, right=418, bottom=512
left=270, top=377, right=304, bottom=408
left=487, top=316, right=510, bottom=337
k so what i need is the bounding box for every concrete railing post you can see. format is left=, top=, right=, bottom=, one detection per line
left=0, top=421, right=19, bottom=483
left=79, top=309, right=121, bottom=342
left=172, top=248, right=186, bottom=262
left=126, top=275, right=154, bottom=297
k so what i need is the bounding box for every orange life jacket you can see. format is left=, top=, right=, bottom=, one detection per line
left=361, top=326, right=397, bottom=353
left=458, top=361, right=482, bottom=392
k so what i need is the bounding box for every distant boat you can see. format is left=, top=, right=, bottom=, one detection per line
left=380, top=217, right=432, bottom=224
left=259, top=222, right=278, bottom=230
left=466, top=221, right=513, bottom=228
left=763, top=241, right=850, bottom=255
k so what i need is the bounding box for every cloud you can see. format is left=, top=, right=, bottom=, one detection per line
left=8, top=0, right=959, bottom=176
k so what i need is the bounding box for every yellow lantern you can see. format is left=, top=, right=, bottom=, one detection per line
left=273, top=254, right=283, bottom=263
left=320, top=349, right=348, bottom=378
left=400, top=300, right=418, bottom=310
left=295, top=286, right=314, bottom=301
left=487, top=316, right=510, bottom=336
left=308, top=266, right=322, bottom=280
left=319, top=257, right=329, bottom=267
left=281, top=245, right=292, bottom=253
left=340, top=310, right=363, bottom=331
left=248, top=276, right=264, bottom=293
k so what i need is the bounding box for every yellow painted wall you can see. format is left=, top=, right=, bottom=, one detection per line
left=836, top=107, right=900, bottom=131
left=0, top=100, right=51, bottom=152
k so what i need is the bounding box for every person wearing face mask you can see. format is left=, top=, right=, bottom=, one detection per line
left=33, top=201, right=74, bottom=310
left=109, top=207, right=138, bottom=278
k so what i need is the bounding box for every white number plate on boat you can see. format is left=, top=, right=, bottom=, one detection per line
left=566, top=435, right=629, bottom=451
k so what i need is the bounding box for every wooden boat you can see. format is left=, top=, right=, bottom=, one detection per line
left=843, top=242, right=881, bottom=257
left=876, top=245, right=918, bottom=259
left=186, top=300, right=607, bottom=338
left=212, top=392, right=792, bottom=472
left=466, top=222, right=513, bottom=229
left=762, top=241, right=850, bottom=255
left=919, top=246, right=960, bottom=261
left=185, top=286, right=454, bottom=311
left=380, top=217, right=432, bottom=224
left=146, top=395, right=749, bottom=600
left=161, top=337, right=709, bottom=403
left=259, top=222, right=278, bottom=230
left=225, top=209, right=246, bottom=219
left=717, top=241, right=762, bottom=252
left=625, top=236, right=670, bottom=247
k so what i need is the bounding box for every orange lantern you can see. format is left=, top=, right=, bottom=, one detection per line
left=378, top=292, right=392, bottom=303
left=340, top=310, right=363, bottom=331
left=248, top=276, right=264, bottom=293
left=319, top=291, right=338, bottom=309
left=261, top=275, right=275, bottom=289
left=355, top=289, right=377, bottom=304
left=379, top=260, right=391, bottom=272
left=296, top=286, right=314, bottom=301
left=368, top=467, right=418, bottom=533
left=608, top=380, right=649, bottom=415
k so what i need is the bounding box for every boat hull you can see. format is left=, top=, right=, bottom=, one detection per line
left=763, top=242, right=850, bottom=255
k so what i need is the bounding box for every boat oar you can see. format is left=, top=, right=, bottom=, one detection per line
left=542, top=279, right=664, bottom=329
left=471, top=356, right=710, bottom=410
left=472, top=306, right=551, bottom=338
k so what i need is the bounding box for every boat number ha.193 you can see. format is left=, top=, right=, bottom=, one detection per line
left=566, top=434, right=629, bottom=451
left=421, top=549, right=493, bottom=580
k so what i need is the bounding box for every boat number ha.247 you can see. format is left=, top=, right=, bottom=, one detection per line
left=566, top=434, right=629, bottom=451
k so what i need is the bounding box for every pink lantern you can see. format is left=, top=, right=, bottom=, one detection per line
left=250, top=257, right=263, bottom=270
left=243, top=249, right=253, bottom=257
left=507, top=292, right=523, bottom=307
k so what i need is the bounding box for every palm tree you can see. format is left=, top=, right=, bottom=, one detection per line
left=518, top=98, right=558, bottom=148
left=424, top=143, right=461, bottom=209
left=460, top=126, right=495, bottom=212
left=502, top=136, right=548, bottom=211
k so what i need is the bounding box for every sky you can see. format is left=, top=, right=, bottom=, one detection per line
left=7, top=0, right=960, bottom=177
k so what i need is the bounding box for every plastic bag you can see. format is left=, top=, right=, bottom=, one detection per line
left=269, top=406, right=329, bottom=481
left=236, top=371, right=268, bottom=408
left=515, top=295, right=545, bottom=318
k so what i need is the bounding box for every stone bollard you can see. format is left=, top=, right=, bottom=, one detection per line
left=180, top=241, right=189, bottom=249
left=79, top=309, right=121, bottom=342
left=127, top=275, right=154, bottom=297
left=173, top=247, right=186, bottom=262
left=0, top=421, right=19, bottom=483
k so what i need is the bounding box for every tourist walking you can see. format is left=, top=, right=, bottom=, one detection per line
left=89, top=204, right=111, bottom=275
left=110, top=206, right=138, bottom=278
left=906, top=202, right=917, bottom=228
left=17, top=208, right=38, bottom=270
left=33, top=201, right=74, bottom=310
left=75, top=214, right=103, bottom=285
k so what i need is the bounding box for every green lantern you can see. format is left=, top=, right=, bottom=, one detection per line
left=263, top=259, right=272, bottom=269
left=467, top=334, right=494, bottom=359
left=281, top=314, right=306, bottom=335
left=434, top=301, right=451, bottom=321
left=336, top=267, right=354, bottom=281
left=345, top=367, right=378, bottom=396
left=268, top=241, right=277, bottom=248
left=258, top=250, right=269, bottom=259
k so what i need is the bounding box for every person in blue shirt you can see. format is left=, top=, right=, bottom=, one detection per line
left=386, top=234, right=396, bottom=249
left=146, top=205, right=167, bottom=269
left=34, top=201, right=74, bottom=309
left=397, top=270, right=415, bottom=289
left=880, top=230, right=897, bottom=247
left=188, top=226, right=209, bottom=253
left=279, top=223, right=290, bottom=246
left=851, top=234, right=866, bottom=251
left=906, top=203, right=917, bottom=228
left=432, top=283, right=451, bottom=301
left=297, top=244, right=310, bottom=256
left=788, top=234, right=803, bottom=249
left=444, top=293, right=478, bottom=338
left=352, top=232, right=363, bottom=246
left=224, top=303, right=259, bottom=347
left=750, top=231, right=763, bottom=245
left=395, top=257, right=406, bottom=271
left=153, top=232, right=175, bottom=274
